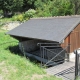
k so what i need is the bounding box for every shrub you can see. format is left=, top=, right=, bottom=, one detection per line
left=12, top=14, right=24, bottom=22
left=24, top=9, right=36, bottom=19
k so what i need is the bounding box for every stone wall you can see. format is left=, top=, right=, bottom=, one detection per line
left=19, top=40, right=40, bottom=52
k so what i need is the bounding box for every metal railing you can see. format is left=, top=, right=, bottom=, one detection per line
left=74, top=49, right=80, bottom=80
left=38, top=43, right=70, bottom=67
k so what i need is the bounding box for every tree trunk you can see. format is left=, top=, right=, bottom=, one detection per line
left=3, top=10, right=9, bottom=17
left=3, top=10, right=14, bottom=18
left=74, top=1, right=78, bottom=14
left=74, top=0, right=80, bottom=15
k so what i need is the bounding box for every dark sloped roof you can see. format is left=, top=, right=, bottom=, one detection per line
left=7, top=16, right=80, bottom=43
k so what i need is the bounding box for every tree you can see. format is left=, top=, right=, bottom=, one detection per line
left=22, top=0, right=36, bottom=12
left=70, top=0, right=80, bottom=14
left=34, top=0, right=73, bottom=17
left=0, top=0, right=23, bottom=17
left=34, top=0, right=52, bottom=17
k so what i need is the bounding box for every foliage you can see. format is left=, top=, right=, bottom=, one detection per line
left=34, top=0, right=74, bottom=17
left=77, top=77, right=80, bottom=80
left=52, top=0, right=73, bottom=16
left=34, top=0, right=52, bottom=17
left=24, top=9, right=36, bottom=19
left=70, top=0, right=80, bottom=14
left=22, top=0, right=36, bottom=11
left=0, top=10, right=3, bottom=17
left=12, top=14, right=24, bottom=22
left=11, top=9, right=36, bottom=22
left=0, top=0, right=80, bottom=18
left=0, top=30, right=62, bottom=80
left=0, top=0, right=23, bottom=17
left=0, top=18, right=13, bottom=28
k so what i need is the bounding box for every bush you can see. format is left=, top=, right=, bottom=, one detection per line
left=12, top=14, right=24, bottom=22
left=24, top=9, right=36, bottom=19
left=11, top=9, right=36, bottom=22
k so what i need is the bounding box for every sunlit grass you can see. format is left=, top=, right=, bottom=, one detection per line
left=0, top=30, right=62, bottom=80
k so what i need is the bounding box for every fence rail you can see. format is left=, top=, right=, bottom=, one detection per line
left=38, top=43, right=70, bottom=67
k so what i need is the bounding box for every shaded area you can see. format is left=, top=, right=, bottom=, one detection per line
left=6, top=44, right=41, bottom=64
left=8, top=45, right=23, bottom=56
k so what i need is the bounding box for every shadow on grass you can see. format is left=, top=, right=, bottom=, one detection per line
left=7, top=45, right=24, bottom=56
left=6, top=45, right=40, bottom=65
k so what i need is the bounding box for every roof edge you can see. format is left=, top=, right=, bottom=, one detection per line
left=60, top=21, right=80, bottom=43
left=31, top=15, right=80, bottom=20
left=9, top=34, right=59, bottom=42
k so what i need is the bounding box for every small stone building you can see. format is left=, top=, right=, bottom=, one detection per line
left=7, top=16, right=80, bottom=63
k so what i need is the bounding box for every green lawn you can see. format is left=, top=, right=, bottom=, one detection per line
left=0, top=30, right=62, bottom=80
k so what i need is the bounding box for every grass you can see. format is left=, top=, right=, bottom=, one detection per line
left=0, top=18, right=12, bottom=28
left=0, top=30, right=62, bottom=80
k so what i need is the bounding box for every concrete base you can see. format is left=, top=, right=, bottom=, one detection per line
left=69, top=52, right=75, bottom=62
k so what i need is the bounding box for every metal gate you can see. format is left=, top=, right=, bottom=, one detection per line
left=45, top=49, right=80, bottom=80
left=38, top=43, right=70, bottom=67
